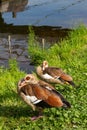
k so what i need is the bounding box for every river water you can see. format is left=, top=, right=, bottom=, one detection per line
left=0, top=0, right=87, bottom=72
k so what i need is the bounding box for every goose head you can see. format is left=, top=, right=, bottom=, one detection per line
left=18, top=74, right=38, bottom=88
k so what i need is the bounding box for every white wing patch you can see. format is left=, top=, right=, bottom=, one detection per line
left=42, top=73, right=61, bottom=80
left=54, top=76, right=61, bottom=79
left=42, top=73, right=54, bottom=79
left=45, top=86, right=52, bottom=90
left=26, top=95, right=42, bottom=104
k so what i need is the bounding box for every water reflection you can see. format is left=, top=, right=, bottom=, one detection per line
left=0, top=0, right=87, bottom=32
left=0, top=0, right=87, bottom=28
left=0, top=33, right=35, bottom=73
left=0, top=0, right=28, bottom=18
left=0, top=0, right=29, bottom=33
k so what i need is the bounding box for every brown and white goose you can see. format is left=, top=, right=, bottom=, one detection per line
left=36, top=60, right=76, bottom=87
left=17, top=74, right=71, bottom=120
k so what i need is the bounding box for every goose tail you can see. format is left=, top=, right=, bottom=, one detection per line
left=68, top=81, right=76, bottom=87
left=52, top=90, right=71, bottom=108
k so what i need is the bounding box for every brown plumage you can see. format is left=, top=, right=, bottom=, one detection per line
left=36, top=60, right=76, bottom=87
left=17, top=74, right=71, bottom=120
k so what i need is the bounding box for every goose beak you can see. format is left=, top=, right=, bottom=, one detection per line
left=18, top=78, right=27, bottom=87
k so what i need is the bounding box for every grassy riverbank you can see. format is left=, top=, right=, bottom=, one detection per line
left=0, top=25, right=87, bottom=130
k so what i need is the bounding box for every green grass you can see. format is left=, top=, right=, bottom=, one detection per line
left=0, top=25, right=87, bottom=130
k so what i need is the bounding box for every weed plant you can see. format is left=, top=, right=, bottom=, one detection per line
left=0, top=25, right=87, bottom=130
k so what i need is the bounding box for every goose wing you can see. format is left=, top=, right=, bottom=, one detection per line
left=31, top=82, right=70, bottom=108
left=44, top=67, right=73, bottom=81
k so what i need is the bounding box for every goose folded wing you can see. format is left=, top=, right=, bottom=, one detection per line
left=44, top=67, right=64, bottom=78
left=45, top=67, right=73, bottom=81
left=32, top=83, right=64, bottom=107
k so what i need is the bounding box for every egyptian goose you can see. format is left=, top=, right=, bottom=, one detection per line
left=36, top=60, right=76, bottom=87
left=17, top=74, right=71, bottom=120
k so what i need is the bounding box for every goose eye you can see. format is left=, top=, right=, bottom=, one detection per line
left=25, top=76, right=30, bottom=81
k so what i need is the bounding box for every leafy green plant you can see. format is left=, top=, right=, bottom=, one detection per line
left=28, top=27, right=47, bottom=65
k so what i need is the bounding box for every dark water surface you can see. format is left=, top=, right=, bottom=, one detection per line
left=0, top=0, right=87, bottom=72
